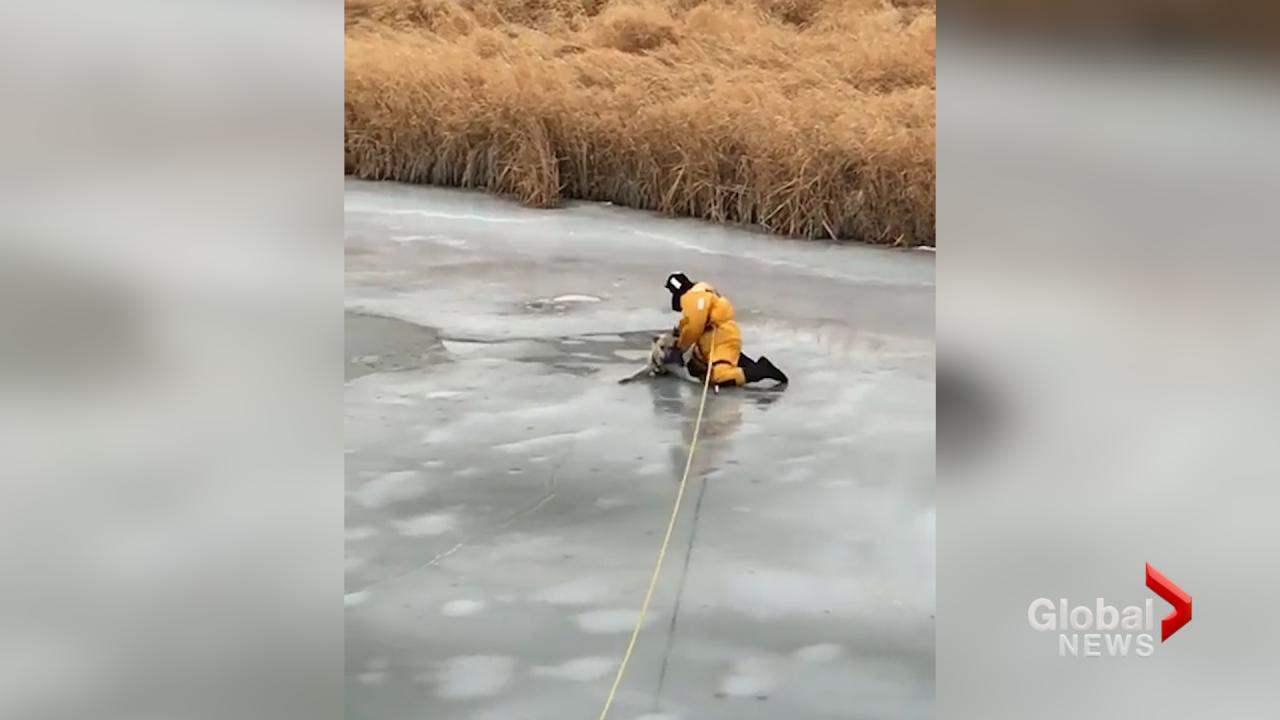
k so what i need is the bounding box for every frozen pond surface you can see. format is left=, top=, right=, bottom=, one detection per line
left=345, top=179, right=935, bottom=720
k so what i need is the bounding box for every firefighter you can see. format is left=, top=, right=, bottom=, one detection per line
left=661, top=272, right=788, bottom=387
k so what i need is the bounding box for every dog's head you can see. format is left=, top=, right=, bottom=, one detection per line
left=648, top=332, right=677, bottom=373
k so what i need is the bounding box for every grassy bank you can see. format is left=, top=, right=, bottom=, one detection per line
left=345, top=0, right=935, bottom=246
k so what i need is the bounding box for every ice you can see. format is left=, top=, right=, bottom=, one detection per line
left=431, top=656, right=516, bottom=700
left=532, top=577, right=612, bottom=606
left=574, top=609, right=654, bottom=634
left=530, top=657, right=617, bottom=682
left=392, top=512, right=455, bottom=537
left=441, top=599, right=486, bottom=617
left=350, top=470, right=427, bottom=509
left=345, top=179, right=934, bottom=720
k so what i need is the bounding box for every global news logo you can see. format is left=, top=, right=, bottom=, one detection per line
left=1027, top=563, right=1192, bottom=658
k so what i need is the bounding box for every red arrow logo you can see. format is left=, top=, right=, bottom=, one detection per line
left=1146, top=563, right=1192, bottom=641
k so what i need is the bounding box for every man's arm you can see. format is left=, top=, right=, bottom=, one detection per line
left=676, top=290, right=710, bottom=350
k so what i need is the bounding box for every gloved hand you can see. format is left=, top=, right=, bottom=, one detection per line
left=661, top=346, right=684, bottom=366
left=686, top=354, right=708, bottom=379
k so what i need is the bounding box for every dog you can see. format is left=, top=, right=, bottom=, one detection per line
left=618, top=331, right=690, bottom=384
left=621, top=331, right=785, bottom=390
left=648, top=331, right=679, bottom=375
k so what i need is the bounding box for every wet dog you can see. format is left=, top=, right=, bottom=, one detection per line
left=648, top=331, right=679, bottom=375
left=618, top=331, right=689, bottom=384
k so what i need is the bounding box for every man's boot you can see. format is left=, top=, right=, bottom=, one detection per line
left=742, top=351, right=788, bottom=384
left=741, top=355, right=788, bottom=385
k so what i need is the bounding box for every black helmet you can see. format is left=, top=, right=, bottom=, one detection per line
left=665, top=272, right=693, bottom=311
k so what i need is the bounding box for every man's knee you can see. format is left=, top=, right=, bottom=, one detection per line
left=711, top=362, right=745, bottom=386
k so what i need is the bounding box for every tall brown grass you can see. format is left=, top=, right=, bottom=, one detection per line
left=346, top=0, right=935, bottom=246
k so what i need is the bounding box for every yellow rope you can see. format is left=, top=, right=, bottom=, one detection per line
left=596, top=329, right=717, bottom=720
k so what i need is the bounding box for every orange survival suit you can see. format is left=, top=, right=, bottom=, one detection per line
left=675, top=279, right=745, bottom=386
left=664, top=272, right=789, bottom=387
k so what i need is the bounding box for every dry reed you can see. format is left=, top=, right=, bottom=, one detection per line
left=346, top=0, right=935, bottom=246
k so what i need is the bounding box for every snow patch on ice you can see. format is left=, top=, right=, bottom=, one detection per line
left=345, top=526, right=377, bottom=541
left=442, top=599, right=485, bottom=617
left=393, top=512, right=455, bottom=537
left=552, top=294, right=601, bottom=303
left=575, top=609, right=652, bottom=634
left=345, top=590, right=370, bottom=608
left=720, top=673, right=773, bottom=696
left=719, top=658, right=776, bottom=697
left=441, top=339, right=488, bottom=355
left=794, top=643, right=844, bottom=663
left=433, top=655, right=516, bottom=700
left=347, top=206, right=545, bottom=224
left=352, top=470, right=427, bottom=508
